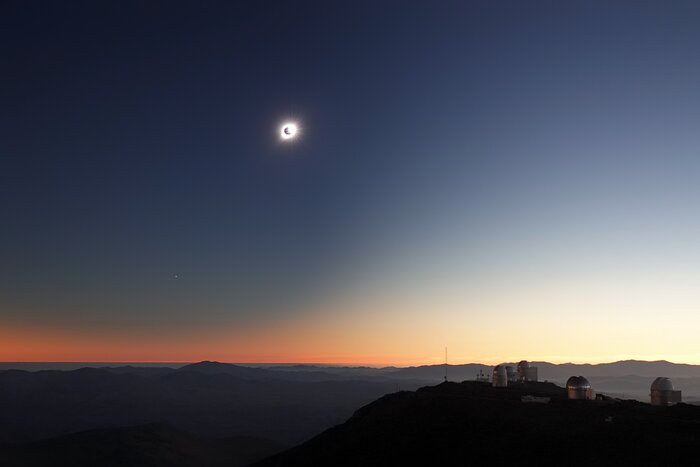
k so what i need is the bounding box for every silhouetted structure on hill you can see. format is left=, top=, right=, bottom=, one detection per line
left=650, top=377, right=682, bottom=406
left=517, top=360, right=538, bottom=382
left=505, top=365, right=516, bottom=383
left=492, top=365, right=508, bottom=387
left=255, top=381, right=700, bottom=467
left=566, top=376, right=595, bottom=400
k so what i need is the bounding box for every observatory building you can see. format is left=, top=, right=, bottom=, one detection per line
left=516, top=361, right=538, bottom=383
left=566, top=376, right=595, bottom=400
left=492, top=365, right=508, bottom=387
left=650, top=377, right=682, bottom=406
left=505, top=365, right=516, bottom=383
left=492, top=362, right=537, bottom=387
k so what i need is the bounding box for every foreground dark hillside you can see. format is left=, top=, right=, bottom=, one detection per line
left=256, top=381, right=700, bottom=466
left=0, top=424, right=285, bottom=467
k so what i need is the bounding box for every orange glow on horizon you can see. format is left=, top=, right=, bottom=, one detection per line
left=3, top=319, right=700, bottom=366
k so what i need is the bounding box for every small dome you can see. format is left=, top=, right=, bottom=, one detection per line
left=566, top=376, right=591, bottom=390
left=651, top=377, right=674, bottom=392
left=517, top=360, right=530, bottom=370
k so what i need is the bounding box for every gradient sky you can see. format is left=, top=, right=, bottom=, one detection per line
left=2, top=0, right=700, bottom=364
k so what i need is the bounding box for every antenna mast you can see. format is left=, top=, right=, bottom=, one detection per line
left=444, top=347, right=448, bottom=382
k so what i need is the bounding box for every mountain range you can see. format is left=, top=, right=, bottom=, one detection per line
left=3, top=359, right=700, bottom=466
left=1, top=361, right=699, bottom=440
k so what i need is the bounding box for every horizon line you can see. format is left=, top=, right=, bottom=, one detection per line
left=0, top=358, right=697, bottom=368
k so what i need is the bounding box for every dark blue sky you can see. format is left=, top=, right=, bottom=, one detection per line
left=2, top=1, right=700, bottom=362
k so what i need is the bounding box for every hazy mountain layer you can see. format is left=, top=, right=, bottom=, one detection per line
left=0, top=363, right=427, bottom=444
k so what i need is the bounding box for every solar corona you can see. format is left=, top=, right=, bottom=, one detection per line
left=280, top=122, right=298, bottom=141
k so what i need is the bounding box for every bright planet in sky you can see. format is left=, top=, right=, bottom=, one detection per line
left=280, top=122, right=298, bottom=140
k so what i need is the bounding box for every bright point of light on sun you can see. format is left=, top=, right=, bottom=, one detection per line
left=280, top=122, right=299, bottom=141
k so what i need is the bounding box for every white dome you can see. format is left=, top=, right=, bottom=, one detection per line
left=651, top=377, right=675, bottom=392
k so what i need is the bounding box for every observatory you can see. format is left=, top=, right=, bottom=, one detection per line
left=492, top=365, right=508, bottom=387
left=516, top=361, right=538, bottom=383
left=505, top=365, right=516, bottom=383
left=491, top=361, right=537, bottom=387
left=650, top=377, right=682, bottom=406
left=566, top=376, right=595, bottom=400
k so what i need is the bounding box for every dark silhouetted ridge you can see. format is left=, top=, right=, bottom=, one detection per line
left=0, top=423, right=286, bottom=467
left=255, top=381, right=700, bottom=467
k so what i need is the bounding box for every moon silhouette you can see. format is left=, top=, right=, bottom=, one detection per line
left=280, top=122, right=298, bottom=140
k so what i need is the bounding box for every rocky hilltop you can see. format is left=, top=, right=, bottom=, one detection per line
left=255, top=381, right=700, bottom=466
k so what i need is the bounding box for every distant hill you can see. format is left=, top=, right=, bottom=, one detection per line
left=534, top=360, right=700, bottom=380
left=3, top=359, right=700, bottom=448
left=0, top=423, right=285, bottom=467
left=389, top=363, right=491, bottom=381
left=382, top=360, right=700, bottom=383
left=177, top=361, right=347, bottom=382
left=375, top=360, right=700, bottom=401
left=0, top=365, right=428, bottom=445
left=98, top=365, right=178, bottom=377
left=255, top=381, right=700, bottom=466
left=5, top=359, right=700, bottom=381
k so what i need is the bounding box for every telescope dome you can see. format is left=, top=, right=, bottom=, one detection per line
left=651, top=377, right=674, bottom=392
left=566, top=376, right=591, bottom=389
